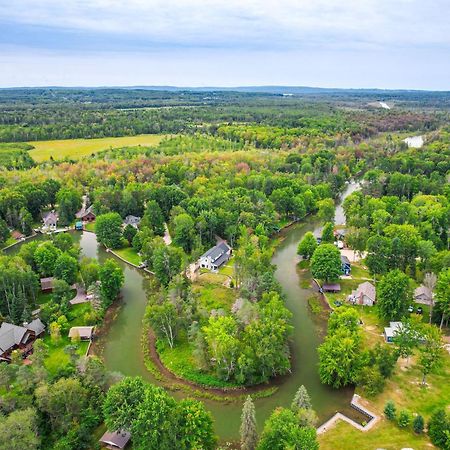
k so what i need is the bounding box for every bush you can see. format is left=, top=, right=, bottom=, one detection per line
left=398, top=409, right=411, bottom=428
left=413, top=414, right=424, bottom=434
left=428, top=409, right=450, bottom=449
left=384, top=400, right=396, bottom=421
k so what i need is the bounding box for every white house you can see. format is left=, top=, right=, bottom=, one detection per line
left=349, top=281, right=376, bottom=306
left=199, top=242, right=232, bottom=272
left=42, top=211, right=58, bottom=231
left=123, top=215, right=141, bottom=229
left=384, top=322, right=403, bottom=343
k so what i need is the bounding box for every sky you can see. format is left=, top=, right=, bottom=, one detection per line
left=0, top=0, right=449, bottom=90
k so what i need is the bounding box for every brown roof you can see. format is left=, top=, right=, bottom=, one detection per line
left=323, top=283, right=341, bottom=291
left=40, top=277, right=54, bottom=290
left=355, top=281, right=376, bottom=301
left=68, top=326, right=95, bottom=339
left=11, top=230, right=25, bottom=240
left=100, top=430, right=131, bottom=449
left=414, top=285, right=432, bottom=300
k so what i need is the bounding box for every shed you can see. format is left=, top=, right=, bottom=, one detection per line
left=40, top=277, right=55, bottom=292
left=76, top=204, right=96, bottom=222
left=322, top=283, right=341, bottom=293
left=69, top=326, right=95, bottom=341
left=99, top=430, right=131, bottom=449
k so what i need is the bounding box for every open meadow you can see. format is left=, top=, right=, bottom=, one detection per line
left=28, top=134, right=166, bottom=162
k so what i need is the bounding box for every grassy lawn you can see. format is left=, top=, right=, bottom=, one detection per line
left=192, top=281, right=236, bottom=312
left=1, top=237, right=16, bottom=249
left=157, top=334, right=241, bottom=388
left=84, top=222, right=96, bottom=232
left=218, top=262, right=234, bottom=278
left=114, top=246, right=142, bottom=266
left=28, top=134, right=166, bottom=162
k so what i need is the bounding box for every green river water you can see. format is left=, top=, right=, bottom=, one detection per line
left=7, top=182, right=361, bottom=441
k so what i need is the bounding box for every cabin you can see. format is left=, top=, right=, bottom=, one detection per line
left=414, top=285, right=433, bottom=305
left=11, top=230, right=25, bottom=241
left=69, top=326, right=95, bottom=341
left=341, top=255, right=351, bottom=275
left=40, top=277, right=55, bottom=293
left=0, top=319, right=45, bottom=361
left=123, top=215, right=141, bottom=229
left=349, top=281, right=376, bottom=306
left=99, top=430, right=131, bottom=449
left=322, top=283, right=341, bottom=293
left=42, top=211, right=58, bottom=231
left=199, top=242, right=232, bottom=272
left=76, top=205, right=96, bottom=223
left=384, top=321, right=403, bottom=343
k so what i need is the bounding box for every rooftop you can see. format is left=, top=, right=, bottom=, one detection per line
left=200, top=241, right=231, bottom=263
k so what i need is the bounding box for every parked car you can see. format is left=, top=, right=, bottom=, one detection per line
left=417, top=306, right=423, bottom=314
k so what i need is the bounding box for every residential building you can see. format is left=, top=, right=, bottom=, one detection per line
left=76, top=204, right=96, bottom=222
left=42, top=211, right=58, bottom=231
left=199, top=241, right=232, bottom=272
left=414, top=285, right=433, bottom=305
left=123, top=215, right=141, bottom=229
left=349, top=281, right=376, bottom=306
left=99, top=430, right=131, bottom=449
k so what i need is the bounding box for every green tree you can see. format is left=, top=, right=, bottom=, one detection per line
left=428, top=409, right=450, bottom=449
left=435, top=268, right=450, bottom=329
left=176, top=398, right=216, bottom=450
left=56, top=187, right=82, bottom=226
left=142, top=200, right=165, bottom=236
left=377, top=270, right=412, bottom=321
left=52, top=232, right=74, bottom=253
left=0, top=408, right=40, bottom=450
left=291, top=385, right=312, bottom=411
left=317, top=198, right=335, bottom=223
left=146, top=301, right=178, bottom=348
left=321, top=222, right=335, bottom=243
left=345, top=226, right=369, bottom=258
left=384, top=400, right=396, bottom=420
left=172, top=213, right=196, bottom=253
left=0, top=218, right=9, bottom=245
left=152, top=245, right=184, bottom=286
left=257, top=408, right=318, bottom=450
left=398, top=409, right=411, bottom=428
left=79, top=257, right=99, bottom=289
left=418, top=324, right=444, bottom=385
left=297, top=232, right=317, bottom=260
left=413, top=414, right=424, bottom=434
left=240, top=396, right=258, bottom=450
left=99, top=259, right=124, bottom=308
left=95, top=212, right=123, bottom=249
left=54, top=252, right=78, bottom=285
left=310, top=244, right=342, bottom=282
left=123, top=224, right=137, bottom=245
left=34, top=241, right=61, bottom=276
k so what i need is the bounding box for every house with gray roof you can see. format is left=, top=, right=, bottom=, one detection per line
left=123, top=215, right=141, bottom=229
left=349, top=281, right=376, bottom=306
left=414, top=285, right=433, bottom=305
left=42, top=211, right=58, bottom=231
left=99, top=430, right=131, bottom=449
left=199, top=241, right=232, bottom=272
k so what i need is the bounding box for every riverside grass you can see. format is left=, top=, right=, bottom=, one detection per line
left=28, top=134, right=165, bottom=162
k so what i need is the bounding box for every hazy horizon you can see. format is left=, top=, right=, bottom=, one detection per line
left=1, top=0, right=449, bottom=90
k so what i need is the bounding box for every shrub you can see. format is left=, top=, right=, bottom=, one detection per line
left=384, top=401, right=396, bottom=421
left=413, top=414, right=424, bottom=434
left=398, top=409, right=411, bottom=428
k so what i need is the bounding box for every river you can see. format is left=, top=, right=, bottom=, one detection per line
left=6, top=182, right=360, bottom=441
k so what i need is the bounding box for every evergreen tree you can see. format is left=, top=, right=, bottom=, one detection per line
left=291, top=385, right=312, bottom=411
left=428, top=409, right=450, bottom=449
left=384, top=400, right=396, bottom=420
left=413, top=414, right=424, bottom=434
left=240, top=396, right=258, bottom=450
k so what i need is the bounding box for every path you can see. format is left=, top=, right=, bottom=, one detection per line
left=69, top=284, right=88, bottom=305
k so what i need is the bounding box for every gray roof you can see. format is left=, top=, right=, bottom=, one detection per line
left=26, top=318, right=45, bottom=335
left=124, top=215, right=141, bottom=225
left=43, top=211, right=58, bottom=224
left=69, top=326, right=94, bottom=339
left=0, top=322, right=29, bottom=353
left=322, top=283, right=341, bottom=291
left=355, top=281, right=376, bottom=301
left=100, top=430, right=131, bottom=449
left=414, top=285, right=432, bottom=300
left=40, top=277, right=54, bottom=290
left=200, top=242, right=231, bottom=263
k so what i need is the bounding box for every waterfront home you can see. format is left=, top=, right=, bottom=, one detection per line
left=341, top=255, right=351, bottom=275
left=99, top=430, right=131, bottom=449
left=414, top=285, right=433, bottom=305
left=40, top=277, right=55, bottom=293
left=42, top=211, right=58, bottom=231
left=76, top=204, right=96, bottom=222
left=123, top=215, right=141, bottom=229
left=199, top=241, right=232, bottom=272
left=349, top=281, right=376, bottom=306
left=384, top=322, right=403, bottom=343
left=0, top=319, right=45, bottom=361
left=68, top=326, right=95, bottom=341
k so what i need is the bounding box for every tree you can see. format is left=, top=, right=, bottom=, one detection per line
left=95, top=212, right=123, bottom=249
left=435, top=268, right=450, bottom=329
left=99, top=259, right=124, bottom=308
left=54, top=252, right=78, bottom=285
left=49, top=321, right=61, bottom=343
left=317, top=198, right=335, bottom=223
left=123, top=224, right=137, bottom=245
left=176, top=399, right=216, bottom=450
left=428, top=409, right=450, bottom=449
left=34, top=241, right=61, bottom=276
left=377, top=270, right=413, bottom=321
left=142, top=200, right=165, bottom=236
left=291, top=385, right=312, bottom=411
left=240, top=396, right=258, bottom=450
left=53, top=232, right=74, bottom=253
left=146, top=301, right=178, bottom=348
left=398, top=409, right=411, bottom=428
left=424, top=272, right=437, bottom=324
left=321, top=222, right=334, bottom=244
left=418, top=324, right=443, bottom=385
left=310, top=244, right=342, bottom=282
left=172, top=213, right=196, bottom=253
left=0, top=218, right=9, bottom=245
left=393, top=317, right=420, bottom=366
left=384, top=400, right=396, bottom=420
left=345, top=227, right=369, bottom=258
left=19, top=207, right=33, bottom=236
left=0, top=408, right=40, bottom=450
left=297, top=232, right=317, bottom=260
left=257, top=408, right=318, bottom=450
left=80, top=257, right=99, bottom=289
left=152, top=245, right=184, bottom=286
left=413, top=414, right=424, bottom=434
left=56, top=187, right=82, bottom=226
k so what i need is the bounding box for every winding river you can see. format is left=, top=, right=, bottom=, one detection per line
left=6, top=182, right=360, bottom=441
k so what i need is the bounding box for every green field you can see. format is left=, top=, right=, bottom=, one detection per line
left=28, top=134, right=166, bottom=162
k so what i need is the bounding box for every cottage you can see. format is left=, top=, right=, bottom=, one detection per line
left=349, top=281, right=376, bottom=306
left=199, top=241, right=232, bottom=272
left=384, top=321, right=403, bottom=343
left=99, top=430, right=131, bottom=449
left=123, top=215, right=141, bottom=229
left=0, top=319, right=45, bottom=361
left=414, top=285, right=433, bottom=305
left=11, top=230, right=25, bottom=241
left=69, top=326, right=95, bottom=341
left=341, top=255, right=351, bottom=275
left=42, top=211, right=58, bottom=231
left=322, top=283, right=341, bottom=293
left=40, top=277, right=55, bottom=293
left=76, top=204, right=96, bottom=222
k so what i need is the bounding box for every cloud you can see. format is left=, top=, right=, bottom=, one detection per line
left=0, top=0, right=449, bottom=51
